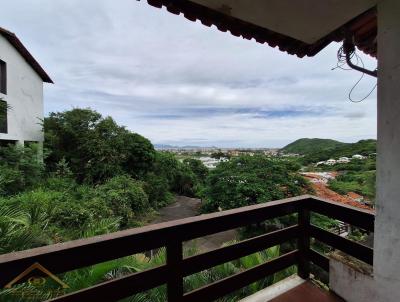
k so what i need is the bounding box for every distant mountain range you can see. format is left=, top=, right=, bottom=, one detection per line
left=281, top=138, right=377, bottom=164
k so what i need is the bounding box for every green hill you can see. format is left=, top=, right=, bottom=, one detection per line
left=281, top=138, right=377, bottom=165
left=281, top=138, right=346, bottom=155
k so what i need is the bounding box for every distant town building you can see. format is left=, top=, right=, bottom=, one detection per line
left=337, top=157, right=350, bottom=164
left=325, top=159, right=337, bottom=165
left=352, top=154, right=367, bottom=160
left=301, top=172, right=337, bottom=184
left=199, top=156, right=228, bottom=169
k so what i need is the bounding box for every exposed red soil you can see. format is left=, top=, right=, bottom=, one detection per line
left=303, top=175, right=373, bottom=211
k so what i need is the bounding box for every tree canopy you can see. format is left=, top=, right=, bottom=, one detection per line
left=44, top=108, right=155, bottom=183
left=201, top=155, right=310, bottom=212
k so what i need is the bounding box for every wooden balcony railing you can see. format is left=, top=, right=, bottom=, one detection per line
left=0, top=195, right=375, bottom=302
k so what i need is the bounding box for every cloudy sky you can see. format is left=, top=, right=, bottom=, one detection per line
left=1, top=0, right=378, bottom=147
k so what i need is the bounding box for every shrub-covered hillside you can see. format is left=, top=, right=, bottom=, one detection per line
left=281, top=138, right=345, bottom=155
left=301, top=139, right=376, bottom=165
left=281, top=138, right=376, bottom=165
left=0, top=108, right=208, bottom=254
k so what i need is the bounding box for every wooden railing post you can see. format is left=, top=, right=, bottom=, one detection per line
left=167, top=240, right=183, bottom=301
left=298, top=207, right=310, bottom=279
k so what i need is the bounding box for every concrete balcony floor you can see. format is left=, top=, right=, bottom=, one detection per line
left=241, top=276, right=344, bottom=302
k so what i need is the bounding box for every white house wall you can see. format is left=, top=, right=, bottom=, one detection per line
left=0, top=34, right=44, bottom=143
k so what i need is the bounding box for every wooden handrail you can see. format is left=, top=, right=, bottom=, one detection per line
left=0, top=195, right=304, bottom=285
left=309, top=225, right=373, bottom=265
left=182, top=225, right=299, bottom=276
left=182, top=251, right=299, bottom=302
left=0, top=195, right=375, bottom=302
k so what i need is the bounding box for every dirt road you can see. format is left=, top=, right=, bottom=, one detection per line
left=152, top=196, right=237, bottom=253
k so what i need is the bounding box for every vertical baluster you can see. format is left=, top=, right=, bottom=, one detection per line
left=167, top=240, right=183, bottom=301
left=298, top=208, right=310, bottom=279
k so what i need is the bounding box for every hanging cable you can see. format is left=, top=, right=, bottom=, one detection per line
left=342, top=33, right=377, bottom=77
left=332, top=34, right=377, bottom=103
left=347, top=52, right=377, bottom=103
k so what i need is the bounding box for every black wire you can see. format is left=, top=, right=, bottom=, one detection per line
left=333, top=46, right=377, bottom=103
left=348, top=53, right=377, bottom=103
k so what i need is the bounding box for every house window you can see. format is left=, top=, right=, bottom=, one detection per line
left=0, top=100, right=7, bottom=133
left=0, top=59, right=6, bottom=94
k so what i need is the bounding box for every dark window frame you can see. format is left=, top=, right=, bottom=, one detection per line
left=0, top=100, right=7, bottom=134
left=0, top=59, right=6, bottom=95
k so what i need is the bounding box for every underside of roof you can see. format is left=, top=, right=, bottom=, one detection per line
left=147, top=0, right=377, bottom=58
left=0, top=27, right=53, bottom=83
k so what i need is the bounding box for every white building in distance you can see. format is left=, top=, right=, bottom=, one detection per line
left=325, top=159, right=337, bottom=165
left=352, top=154, right=367, bottom=160
left=337, top=156, right=351, bottom=164
left=0, top=27, right=53, bottom=146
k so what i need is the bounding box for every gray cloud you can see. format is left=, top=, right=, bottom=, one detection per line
left=0, top=0, right=378, bottom=147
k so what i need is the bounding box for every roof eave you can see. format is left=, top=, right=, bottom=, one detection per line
left=0, top=27, right=54, bottom=84
left=146, top=0, right=376, bottom=58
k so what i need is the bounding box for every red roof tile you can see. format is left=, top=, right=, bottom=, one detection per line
left=146, top=0, right=376, bottom=58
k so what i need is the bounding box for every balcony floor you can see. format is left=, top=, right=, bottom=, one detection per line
left=269, top=281, right=344, bottom=302
left=240, top=276, right=344, bottom=302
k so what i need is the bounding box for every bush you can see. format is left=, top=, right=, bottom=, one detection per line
left=51, top=202, right=93, bottom=229
left=328, top=170, right=376, bottom=200
left=183, top=158, right=208, bottom=182
left=172, top=164, right=198, bottom=197
left=0, top=144, right=44, bottom=195
left=0, top=165, right=24, bottom=196
left=94, top=175, right=149, bottom=226
left=143, top=172, right=173, bottom=208
left=42, top=176, right=77, bottom=192
left=151, top=152, right=201, bottom=197
left=44, top=108, right=155, bottom=184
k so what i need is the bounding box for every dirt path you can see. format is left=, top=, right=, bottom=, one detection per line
left=152, top=196, right=237, bottom=253
left=153, top=196, right=201, bottom=223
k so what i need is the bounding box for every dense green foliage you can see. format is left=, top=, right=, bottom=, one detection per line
left=44, top=108, right=155, bottom=183
left=282, top=138, right=376, bottom=166
left=0, top=185, right=121, bottom=253
left=0, top=108, right=208, bottom=255
left=183, top=158, right=209, bottom=182
left=329, top=170, right=376, bottom=200
left=201, top=156, right=310, bottom=213
left=303, top=139, right=376, bottom=165
left=0, top=144, right=44, bottom=195
left=281, top=138, right=345, bottom=155
left=151, top=152, right=203, bottom=197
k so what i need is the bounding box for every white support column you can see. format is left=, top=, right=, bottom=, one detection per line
left=374, top=0, right=400, bottom=300
left=329, top=3, right=400, bottom=300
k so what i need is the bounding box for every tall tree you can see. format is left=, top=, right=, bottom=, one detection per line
left=44, top=108, right=155, bottom=183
